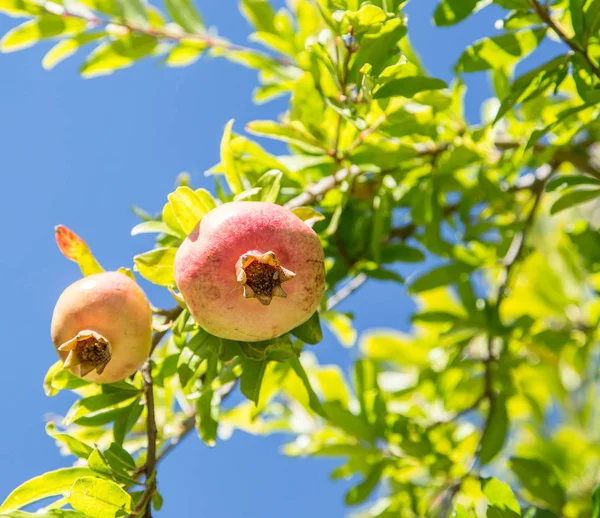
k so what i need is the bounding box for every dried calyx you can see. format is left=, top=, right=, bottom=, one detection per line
left=236, top=250, right=296, bottom=306
left=58, top=330, right=112, bottom=377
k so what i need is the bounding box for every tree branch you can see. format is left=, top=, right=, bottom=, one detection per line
left=326, top=273, right=367, bottom=310
left=52, top=4, right=294, bottom=67
left=528, top=0, right=600, bottom=81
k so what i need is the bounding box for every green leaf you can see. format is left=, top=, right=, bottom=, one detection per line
left=0, top=16, right=86, bottom=52
left=133, top=247, right=177, bottom=286
left=374, top=76, right=448, bottom=99
left=483, top=478, right=521, bottom=515
left=220, top=119, right=244, bottom=195
left=0, top=468, right=95, bottom=513
left=509, top=457, right=566, bottom=512
left=240, top=358, right=268, bottom=404
left=593, top=482, right=600, bottom=518
left=409, top=263, right=473, bottom=293
left=0, top=0, right=45, bottom=17
left=322, top=311, right=357, bottom=347
left=546, top=175, right=600, bottom=192
left=345, top=462, right=387, bottom=505
left=196, top=353, right=219, bottom=446
left=570, top=0, right=585, bottom=43
left=112, top=397, right=143, bottom=445
left=43, top=32, right=107, bottom=70
left=45, top=423, right=93, bottom=460
left=288, top=356, right=327, bottom=418
left=241, top=0, right=276, bottom=33
left=44, top=360, right=89, bottom=396
left=116, top=0, right=148, bottom=28
left=66, top=477, right=132, bottom=517
left=257, top=169, right=283, bottom=203
left=131, top=220, right=181, bottom=237
left=550, top=188, right=600, bottom=215
left=494, top=54, right=571, bottom=123
left=526, top=103, right=596, bottom=149
left=65, top=392, right=139, bottom=425
left=81, top=33, right=156, bottom=78
left=246, top=120, right=326, bottom=154
left=291, top=206, right=325, bottom=227
left=168, top=186, right=212, bottom=234
left=291, top=311, right=322, bottom=345
left=457, top=28, right=547, bottom=72
left=479, top=394, right=509, bottom=465
left=434, top=0, right=482, bottom=26
left=381, top=243, right=425, bottom=263
left=166, top=40, right=206, bottom=67
left=177, top=330, right=215, bottom=386
left=322, top=401, right=374, bottom=441
left=165, top=0, right=203, bottom=33
left=0, top=511, right=88, bottom=517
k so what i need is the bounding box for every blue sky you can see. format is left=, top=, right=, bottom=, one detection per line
left=0, top=1, right=563, bottom=516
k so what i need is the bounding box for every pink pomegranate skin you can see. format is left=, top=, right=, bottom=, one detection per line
left=51, top=271, right=152, bottom=383
left=174, top=202, right=325, bottom=341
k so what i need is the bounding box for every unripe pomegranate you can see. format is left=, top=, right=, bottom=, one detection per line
left=174, top=202, right=325, bottom=341
left=51, top=271, right=153, bottom=383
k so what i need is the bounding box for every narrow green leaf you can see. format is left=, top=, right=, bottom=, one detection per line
left=43, top=32, right=107, bottom=70
left=66, top=477, right=132, bottom=517
left=81, top=33, right=156, bottom=78
left=133, top=247, right=177, bottom=286
left=240, top=358, right=268, bottom=404
left=131, top=220, right=181, bottom=237
left=483, top=478, right=521, bottom=515
left=288, top=356, right=327, bottom=418
left=246, top=120, right=326, bottom=154
left=65, top=392, right=139, bottom=425
left=509, top=457, right=566, bottom=512
left=116, top=0, right=148, bottom=27
left=196, top=353, right=219, bottom=446
left=570, top=0, right=585, bottom=43
left=550, top=188, right=600, bottom=215
left=1, top=16, right=86, bottom=52
left=434, top=0, right=482, bottom=26
left=381, top=243, right=425, bottom=263
left=546, top=175, right=600, bottom=192
left=168, top=186, right=211, bottom=234
left=480, top=394, right=509, bottom=465
left=345, top=462, right=386, bottom=505
left=290, top=207, right=325, bottom=227
left=526, top=103, right=595, bottom=149
left=409, top=263, right=473, bottom=293
left=45, top=423, right=93, bottom=460
left=0, top=468, right=95, bottom=513
left=166, top=40, right=206, bottom=67
left=457, top=28, right=547, bottom=72
left=220, top=119, right=244, bottom=195
left=257, top=169, right=283, bottom=203
left=291, top=311, right=322, bottom=345
left=112, top=397, right=143, bottom=445
left=374, top=76, right=447, bottom=99
left=165, top=0, right=203, bottom=33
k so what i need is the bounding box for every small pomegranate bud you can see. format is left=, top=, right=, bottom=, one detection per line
left=51, top=271, right=152, bottom=383
left=236, top=250, right=296, bottom=305
left=174, top=202, right=325, bottom=341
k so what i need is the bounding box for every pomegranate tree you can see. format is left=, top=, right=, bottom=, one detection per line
left=51, top=271, right=153, bottom=383
left=174, top=201, right=325, bottom=341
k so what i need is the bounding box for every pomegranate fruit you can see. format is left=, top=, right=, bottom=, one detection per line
left=51, top=271, right=152, bottom=383
left=174, top=201, right=325, bottom=341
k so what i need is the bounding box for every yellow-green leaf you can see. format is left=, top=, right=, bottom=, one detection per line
left=133, top=247, right=177, bottom=286
left=66, top=477, right=132, bottom=518
left=0, top=468, right=95, bottom=513
left=220, top=119, right=244, bottom=194
left=167, top=186, right=212, bottom=234
left=1, top=16, right=86, bottom=52
left=54, top=225, right=104, bottom=276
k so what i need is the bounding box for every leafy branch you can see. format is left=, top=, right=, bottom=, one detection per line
left=528, top=0, right=600, bottom=81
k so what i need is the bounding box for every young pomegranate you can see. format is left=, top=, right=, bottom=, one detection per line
left=51, top=271, right=153, bottom=383
left=174, top=201, right=325, bottom=341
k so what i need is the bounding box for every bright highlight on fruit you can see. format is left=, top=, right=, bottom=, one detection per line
left=51, top=271, right=153, bottom=383
left=175, top=201, right=325, bottom=342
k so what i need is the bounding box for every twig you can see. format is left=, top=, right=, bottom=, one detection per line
left=326, top=273, right=367, bottom=310
left=344, top=114, right=387, bottom=156
left=528, top=0, right=600, bottom=81
left=53, top=4, right=294, bottom=67
left=427, top=393, right=487, bottom=431
left=283, top=165, right=363, bottom=210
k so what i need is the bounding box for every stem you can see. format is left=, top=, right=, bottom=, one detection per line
left=528, top=0, right=600, bottom=80
left=344, top=114, right=387, bottom=156
left=326, top=273, right=367, bottom=310
left=56, top=5, right=294, bottom=67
